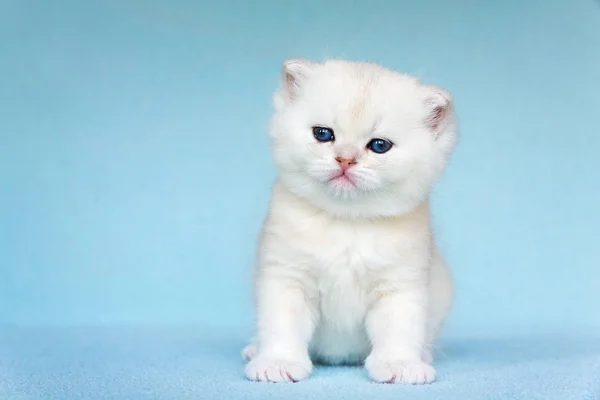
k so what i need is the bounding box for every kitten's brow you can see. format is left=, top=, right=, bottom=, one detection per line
left=369, top=118, right=383, bottom=135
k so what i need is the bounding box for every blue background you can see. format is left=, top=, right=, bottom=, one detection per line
left=1, top=1, right=599, bottom=399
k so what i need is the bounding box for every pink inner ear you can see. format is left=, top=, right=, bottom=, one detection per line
left=423, top=86, right=452, bottom=133
left=284, top=71, right=300, bottom=101
left=285, top=72, right=296, bottom=90
left=429, top=106, right=446, bottom=130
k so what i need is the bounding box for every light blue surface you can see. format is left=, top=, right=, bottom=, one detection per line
left=2, top=327, right=600, bottom=400
left=1, top=0, right=600, bottom=399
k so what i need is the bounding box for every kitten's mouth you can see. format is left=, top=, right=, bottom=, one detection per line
left=328, top=172, right=356, bottom=187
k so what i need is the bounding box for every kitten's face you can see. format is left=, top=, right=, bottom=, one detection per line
left=269, top=60, right=457, bottom=218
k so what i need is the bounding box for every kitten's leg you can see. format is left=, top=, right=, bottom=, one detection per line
left=424, top=252, right=454, bottom=363
left=364, top=284, right=435, bottom=384
left=245, top=276, right=316, bottom=383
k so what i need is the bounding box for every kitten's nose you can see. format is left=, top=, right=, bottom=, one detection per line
left=335, top=156, right=357, bottom=170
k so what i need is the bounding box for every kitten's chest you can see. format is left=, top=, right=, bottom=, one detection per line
left=304, top=222, right=392, bottom=305
left=310, top=220, right=402, bottom=274
left=306, top=223, right=392, bottom=332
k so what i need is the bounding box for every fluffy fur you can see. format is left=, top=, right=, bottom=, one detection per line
left=242, top=59, right=457, bottom=384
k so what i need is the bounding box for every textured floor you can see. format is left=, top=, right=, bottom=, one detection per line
left=2, top=326, right=599, bottom=400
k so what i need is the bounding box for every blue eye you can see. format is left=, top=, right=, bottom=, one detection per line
left=367, top=138, right=393, bottom=154
left=313, top=126, right=335, bottom=142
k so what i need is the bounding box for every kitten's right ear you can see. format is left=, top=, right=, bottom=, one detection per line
left=274, top=59, right=316, bottom=109
left=421, top=85, right=454, bottom=139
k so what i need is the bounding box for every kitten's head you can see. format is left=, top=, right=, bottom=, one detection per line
left=269, top=59, right=457, bottom=218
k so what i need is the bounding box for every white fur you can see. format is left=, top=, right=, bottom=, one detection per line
left=243, top=59, right=457, bottom=384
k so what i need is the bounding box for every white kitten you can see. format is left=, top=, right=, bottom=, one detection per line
left=243, top=59, right=457, bottom=384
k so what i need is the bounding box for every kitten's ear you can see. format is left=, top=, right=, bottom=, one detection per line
left=274, top=59, right=316, bottom=109
left=422, top=85, right=453, bottom=138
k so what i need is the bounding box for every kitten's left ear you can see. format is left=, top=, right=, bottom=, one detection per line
left=273, top=58, right=317, bottom=110
left=422, top=86, right=453, bottom=138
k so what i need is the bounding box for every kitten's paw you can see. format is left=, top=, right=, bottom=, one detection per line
left=365, top=356, right=436, bottom=384
left=242, top=342, right=257, bottom=361
left=245, top=356, right=312, bottom=383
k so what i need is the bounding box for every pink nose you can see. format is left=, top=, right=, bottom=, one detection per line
left=335, top=156, right=357, bottom=170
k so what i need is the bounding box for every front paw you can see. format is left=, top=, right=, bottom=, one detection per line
left=365, top=356, right=436, bottom=384
left=245, top=356, right=312, bottom=383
